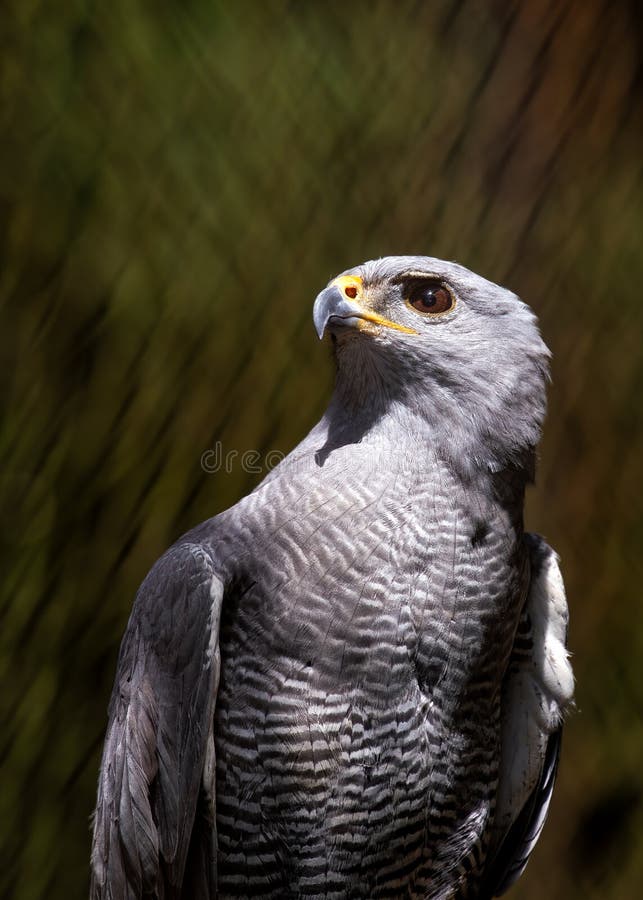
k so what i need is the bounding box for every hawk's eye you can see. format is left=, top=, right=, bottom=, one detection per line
left=406, top=281, right=454, bottom=316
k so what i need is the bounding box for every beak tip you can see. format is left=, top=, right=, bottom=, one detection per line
left=313, top=315, right=327, bottom=341
left=313, top=286, right=341, bottom=341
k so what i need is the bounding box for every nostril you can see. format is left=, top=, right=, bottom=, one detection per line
left=345, top=285, right=358, bottom=299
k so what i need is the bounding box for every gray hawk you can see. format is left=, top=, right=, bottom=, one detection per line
left=90, top=256, right=574, bottom=899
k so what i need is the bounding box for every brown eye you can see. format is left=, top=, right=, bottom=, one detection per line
left=406, top=281, right=454, bottom=316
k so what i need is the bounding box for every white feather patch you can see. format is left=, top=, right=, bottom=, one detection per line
left=495, top=538, right=574, bottom=835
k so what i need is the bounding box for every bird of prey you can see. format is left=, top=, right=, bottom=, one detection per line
left=90, top=256, right=574, bottom=899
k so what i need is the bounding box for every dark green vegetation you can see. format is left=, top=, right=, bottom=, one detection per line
left=1, top=1, right=642, bottom=897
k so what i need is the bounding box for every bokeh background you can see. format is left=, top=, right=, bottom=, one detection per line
left=1, top=1, right=642, bottom=897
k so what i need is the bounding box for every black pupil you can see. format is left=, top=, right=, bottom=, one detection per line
left=420, top=290, right=437, bottom=308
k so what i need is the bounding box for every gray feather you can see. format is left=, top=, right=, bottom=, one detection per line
left=91, top=256, right=573, bottom=899
left=91, top=543, right=223, bottom=899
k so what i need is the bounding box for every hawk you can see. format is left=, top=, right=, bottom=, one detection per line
left=91, top=256, right=574, bottom=899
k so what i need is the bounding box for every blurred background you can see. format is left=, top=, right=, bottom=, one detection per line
left=1, top=1, right=642, bottom=897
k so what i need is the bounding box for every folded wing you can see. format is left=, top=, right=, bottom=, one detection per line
left=483, top=533, right=575, bottom=897
left=90, top=542, right=224, bottom=899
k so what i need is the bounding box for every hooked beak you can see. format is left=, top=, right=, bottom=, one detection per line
left=313, top=277, right=418, bottom=339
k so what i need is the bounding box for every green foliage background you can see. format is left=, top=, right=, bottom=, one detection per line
left=1, top=1, right=642, bottom=897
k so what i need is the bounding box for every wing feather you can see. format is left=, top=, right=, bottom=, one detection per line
left=90, top=541, right=223, bottom=899
left=483, top=533, right=574, bottom=897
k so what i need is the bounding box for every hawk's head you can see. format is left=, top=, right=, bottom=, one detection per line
left=313, top=256, right=550, bottom=477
